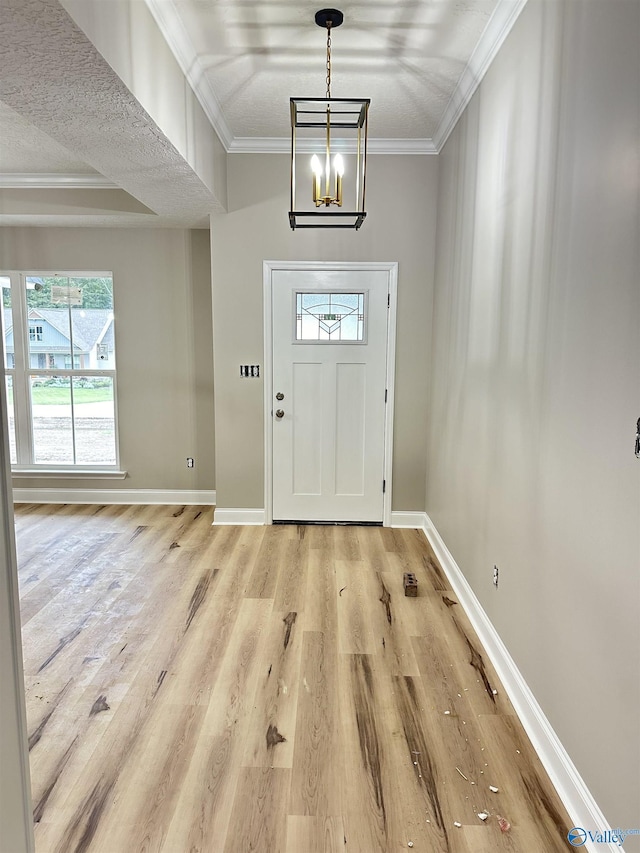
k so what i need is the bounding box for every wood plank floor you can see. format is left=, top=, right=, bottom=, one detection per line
left=15, top=504, right=573, bottom=853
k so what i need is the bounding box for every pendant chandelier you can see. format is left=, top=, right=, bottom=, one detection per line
left=289, top=8, right=370, bottom=230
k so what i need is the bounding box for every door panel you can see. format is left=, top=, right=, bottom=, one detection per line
left=292, top=362, right=322, bottom=495
left=335, top=362, right=366, bottom=496
left=271, top=268, right=389, bottom=522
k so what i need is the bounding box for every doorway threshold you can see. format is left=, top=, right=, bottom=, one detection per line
left=272, top=520, right=383, bottom=526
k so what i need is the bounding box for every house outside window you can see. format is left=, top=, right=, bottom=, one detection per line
left=0, top=273, right=119, bottom=469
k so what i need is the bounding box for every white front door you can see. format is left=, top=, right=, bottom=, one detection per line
left=269, top=266, right=392, bottom=522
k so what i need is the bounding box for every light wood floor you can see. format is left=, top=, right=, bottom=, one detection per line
left=15, top=503, right=572, bottom=853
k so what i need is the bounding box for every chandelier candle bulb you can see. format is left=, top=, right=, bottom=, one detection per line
left=334, top=153, right=344, bottom=204
left=311, top=155, right=322, bottom=202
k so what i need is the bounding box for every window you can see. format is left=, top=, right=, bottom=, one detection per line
left=1, top=273, right=118, bottom=469
left=295, top=292, right=366, bottom=342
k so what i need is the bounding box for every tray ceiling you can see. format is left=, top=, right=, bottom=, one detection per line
left=145, top=0, right=524, bottom=152
left=0, top=0, right=527, bottom=226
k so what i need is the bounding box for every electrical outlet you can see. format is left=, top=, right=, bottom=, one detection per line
left=187, top=457, right=194, bottom=468
left=493, top=565, right=499, bottom=588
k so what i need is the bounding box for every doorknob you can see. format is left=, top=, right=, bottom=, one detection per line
left=275, top=409, right=285, bottom=419
left=276, top=392, right=284, bottom=401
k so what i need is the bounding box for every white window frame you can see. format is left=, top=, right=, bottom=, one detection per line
left=1, top=271, right=121, bottom=473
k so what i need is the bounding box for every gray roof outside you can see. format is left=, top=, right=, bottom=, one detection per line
left=99, top=322, right=115, bottom=349
left=27, top=308, right=113, bottom=352
left=3, top=307, right=114, bottom=354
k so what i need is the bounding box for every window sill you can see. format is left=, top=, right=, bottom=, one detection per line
left=11, top=469, right=128, bottom=480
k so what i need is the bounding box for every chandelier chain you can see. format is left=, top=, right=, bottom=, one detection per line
left=325, top=27, right=332, bottom=98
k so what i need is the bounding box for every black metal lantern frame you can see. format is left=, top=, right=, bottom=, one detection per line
left=289, top=96, right=369, bottom=230
left=289, top=10, right=369, bottom=230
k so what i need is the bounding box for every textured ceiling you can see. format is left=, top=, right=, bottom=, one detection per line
left=0, top=103, right=99, bottom=175
left=157, top=0, right=500, bottom=143
left=0, top=0, right=223, bottom=225
left=0, top=0, right=526, bottom=225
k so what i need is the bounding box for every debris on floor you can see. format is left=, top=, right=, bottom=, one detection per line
left=453, top=821, right=462, bottom=828
left=477, top=812, right=489, bottom=821
left=497, top=816, right=511, bottom=833
left=455, top=767, right=468, bottom=781
left=403, top=572, right=418, bottom=596
left=489, top=785, right=499, bottom=793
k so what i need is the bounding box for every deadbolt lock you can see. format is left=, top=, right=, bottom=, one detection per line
left=276, top=392, right=284, bottom=401
left=275, top=409, right=285, bottom=419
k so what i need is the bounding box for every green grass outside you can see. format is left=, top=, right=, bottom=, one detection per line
left=7, top=387, right=113, bottom=405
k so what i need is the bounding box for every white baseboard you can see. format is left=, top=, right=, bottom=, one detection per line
left=421, top=512, right=618, bottom=853
left=390, top=511, right=428, bottom=528
left=212, top=507, right=265, bottom=526
left=12, top=488, right=216, bottom=506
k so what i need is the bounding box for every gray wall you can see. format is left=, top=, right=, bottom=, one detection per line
left=427, top=0, right=639, bottom=833
left=0, top=227, right=215, bottom=492
left=210, top=153, right=438, bottom=511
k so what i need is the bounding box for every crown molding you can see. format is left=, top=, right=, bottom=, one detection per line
left=0, top=174, right=118, bottom=189
left=228, top=137, right=437, bottom=155
left=370, top=138, right=438, bottom=155
left=432, top=0, right=529, bottom=152
left=144, top=0, right=234, bottom=151
left=227, top=138, right=290, bottom=155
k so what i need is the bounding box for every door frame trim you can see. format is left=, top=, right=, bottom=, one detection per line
left=263, top=260, right=398, bottom=526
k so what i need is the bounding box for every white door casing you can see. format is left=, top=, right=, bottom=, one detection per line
left=264, top=262, right=397, bottom=524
